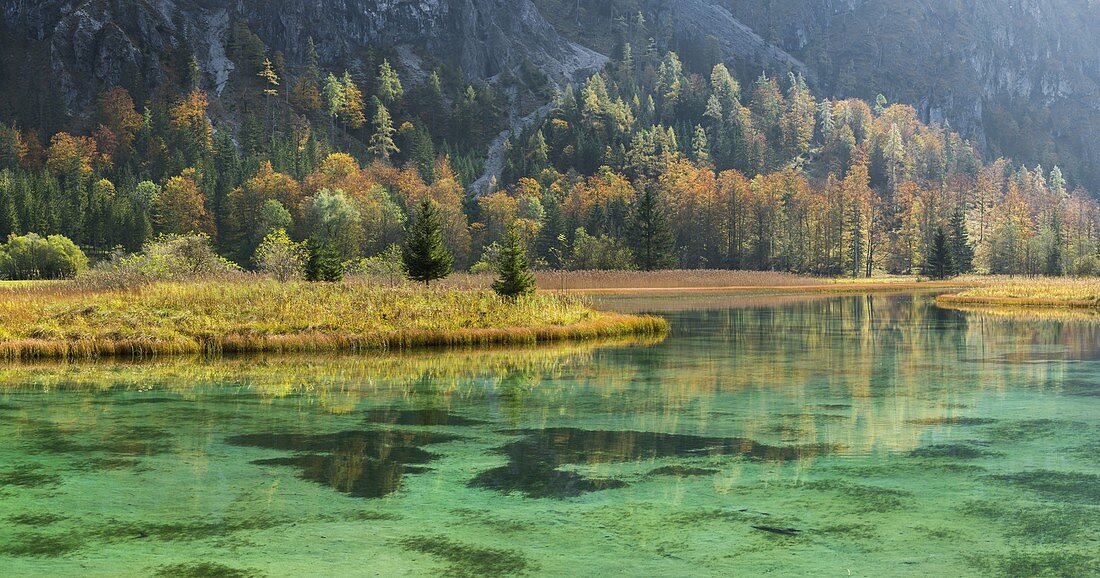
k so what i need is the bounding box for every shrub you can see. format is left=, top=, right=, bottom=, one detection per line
left=1073, top=254, right=1099, bottom=277
left=345, top=245, right=405, bottom=286
left=78, top=233, right=239, bottom=288
left=0, top=233, right=88, bottom=280
left=254, top=228, right=306, bottom=282
left=304, top=238, right=343, bottom=282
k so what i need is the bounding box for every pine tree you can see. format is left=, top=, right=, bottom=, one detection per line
left=368, top=97, right=399, bottom=162
left=292, top=37, right=323, bottom=111
left=258, top=57, right=280, bottom=143
left=492, top=225, right=536, bottom=300
left=949, top=208, right=974, bottom=274
left=377, top=59, right=404, bottom=104
left=628, top=185, right=675, bottom=270
left=925, top=227, right=955, bottom=280
left=403, top=199, right=453, bottom=285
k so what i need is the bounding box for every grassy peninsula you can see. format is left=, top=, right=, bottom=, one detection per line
left=0, top=280, right=667, bottom=361
left=936, top=278, right=1100, bottom=310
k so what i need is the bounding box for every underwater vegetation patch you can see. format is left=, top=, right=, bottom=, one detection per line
left=363, top=408, right=486, bottom=427
left=801, top=480, right=912, bottom=512
left=342, top=510, right=402, bottom=521
left=984, top=419, right=1077, bottom=443
left=0, top=531, right=82, bottom=557
left=967, top=548, right=1100, bottom=578
left=646, top=465, right=720, bottom=477
left=469, top=428, right=837, bottom=499
left=908, top=444, right=1003, bottom=459
left=907, top=417, right=998, bottom=426
left=450, top=508, right=528, bottom=533
left=19, top=419, right=174, bottom=456
left=0, top=463, right=61, bottom=489
left=7, top=512, right=66, bottom=526
left=151, top=562, right=265, bottom=578
left=226, top=430, right=459, bottom=498
left=398, top=535, right=534, bottom=577
left=991, top=470, right=1100, bottom=504
left=97, top=515, right=285, bottom=542
left=963, top=500, right=1100, bottom=544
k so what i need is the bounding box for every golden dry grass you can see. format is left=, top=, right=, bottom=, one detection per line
left=938, top=277, right=1100, bottom=309
left=0, top=279, right=667, bottom=361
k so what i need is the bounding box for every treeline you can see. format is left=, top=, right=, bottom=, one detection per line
left=0, top=15, right=1096, bottom=278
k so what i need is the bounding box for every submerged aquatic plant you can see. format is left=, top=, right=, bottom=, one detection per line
left=397, top=535, right=534, bottom=577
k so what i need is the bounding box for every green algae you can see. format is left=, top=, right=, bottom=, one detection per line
left=7, top=512, right=66, bottom=526
left=984, top=419, right=1078, bottom=443
left=908, top=444, right=1003, bottom=459
left=450, top=508, right=528, bottom=534
left=968, top=549, right=1100, bottom=578
left=0, top=464, right=61, bottom=489
left=907, top=416, right=998, bottom=426
left=991, top=470, right=1100, bottom=504
left=97, top=515, right=287, bottom=542
left=963, top=500, right=1100, bottom=543
left=398, top=535, right=535, bottom=577
left=152, top=562, right=265, bottom=578
left=646, top=465, right=720, bottom=477
left=801, top=480, right=912, bottom=512
left=0, top=532, right=82, bottom=557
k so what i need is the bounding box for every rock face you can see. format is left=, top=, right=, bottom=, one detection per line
left=713, top=0, right=1100, bottom=191
left=1, top=0, right=604, bottom=110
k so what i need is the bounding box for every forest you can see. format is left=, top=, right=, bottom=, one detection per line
left=0, top=16, right=1095, bottom=280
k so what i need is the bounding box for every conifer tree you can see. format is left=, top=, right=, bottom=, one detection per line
left=949, top=209, right=974, bottom=274
left=258, top=58, right=280, bottom=143
left=377, top=59, right=404, bottom=104
left=368, top=97, right=399, bottom=162
left=924, top=227, right=955, bottom=280
left=492, top=225, right=536, bottom=300
left=292, top=37, right=322, bottom=111
left=323, top=73, right=346, bottom=136
left=340, top=72, right=366, bottom=130
left=628, top=185, right=675, bottom=270
left=403, top=199, right=453, bottom=285
left=304, top=237, right=343, bottom=282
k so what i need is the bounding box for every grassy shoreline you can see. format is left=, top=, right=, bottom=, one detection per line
left=0, top=280, right=667, bottom=361
left=937, top=278, right=1100, bottom=310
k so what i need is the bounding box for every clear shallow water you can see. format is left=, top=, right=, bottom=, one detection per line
left=1, top=293, right=1098, bottom=577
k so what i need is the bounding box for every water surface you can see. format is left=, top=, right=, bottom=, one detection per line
left=1, top=293, right=1098, bottom=576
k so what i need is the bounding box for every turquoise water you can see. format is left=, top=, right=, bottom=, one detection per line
left=1, top=293, right=1098, bottom=577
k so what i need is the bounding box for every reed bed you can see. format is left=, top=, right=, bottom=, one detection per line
left=938, top=277, right=1100, bottom=309
left=0, top=280, right=667, bottom=361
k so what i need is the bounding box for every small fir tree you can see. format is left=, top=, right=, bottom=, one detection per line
left=492, top=225, right=536, bottom=300
left=403, top=199, right=453, bottom=285
left=304, top=237, right=343, bottom=282
left=949, top=208, right=974, bottom=274
left=925, top=227, right=955, bottom=280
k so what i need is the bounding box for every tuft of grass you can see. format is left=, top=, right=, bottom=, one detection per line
left=0, top=280, right=666, bottom=360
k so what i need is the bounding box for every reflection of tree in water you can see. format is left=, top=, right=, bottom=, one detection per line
left=227, top=429, right=460, bottom=498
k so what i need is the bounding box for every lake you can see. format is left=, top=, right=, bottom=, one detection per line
left=1, top=292, right=1098, bottom=577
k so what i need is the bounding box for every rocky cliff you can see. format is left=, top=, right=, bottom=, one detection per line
left=1, top=0, right=604, bottom=111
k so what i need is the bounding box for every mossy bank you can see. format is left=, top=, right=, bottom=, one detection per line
left=0, top=280, right=667, bottom=360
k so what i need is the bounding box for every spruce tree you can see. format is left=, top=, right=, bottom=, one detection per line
left=949, top=209, right=974, bottom=274
left=403, top=199, right=453, bottom=285
left=492, top=226, right=536, bottom=300
left=925, top=227, right=955, bottom=280
left=628, top=185, right=675, bottom=270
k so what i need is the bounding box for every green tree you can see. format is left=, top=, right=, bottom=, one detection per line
left=0, top=233, right=88, bottom=280
left=492, top=225, right=536, bottom=300
left=377, top=59, right=404, bottom=104
left=628, top=185, right=675, bottom=270
left=340, top=72, right=367, bottom=130
left=924, top=227, right=955, bottom=280
left=254, top=228, right=305, bottom=282
left=949, top=209, right=974, bottom=274
left=403, top=199, right=453, bottom=285
left=368, top=97, right=399, bottom=162
left=303, top=237, right=343, bottom=282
